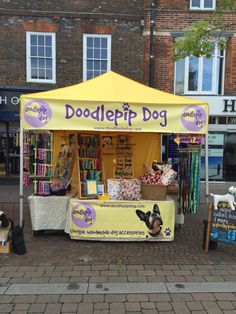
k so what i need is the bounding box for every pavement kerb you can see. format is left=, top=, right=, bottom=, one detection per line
left=2, top=281, right=236, bottom=295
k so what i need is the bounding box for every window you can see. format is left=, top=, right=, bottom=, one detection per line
left=190, top=0, right=215, bottom=10
left=175, top=43, right=225, bottom=95
left=83, top=34, right=111, bottom=81
left=26, top=32, right=56, bottom=83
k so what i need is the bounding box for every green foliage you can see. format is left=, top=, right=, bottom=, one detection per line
left=173, top=0, right=236, bottom=60
left=218, top=0, right=236, bottom=11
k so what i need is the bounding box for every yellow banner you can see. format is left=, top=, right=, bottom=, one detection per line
left=21, top=99, right=208, bottom=134
left=69, top=199, right=175, bottom=241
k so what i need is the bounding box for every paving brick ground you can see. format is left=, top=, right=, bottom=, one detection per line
left=0, top=181, right=236, bottom=313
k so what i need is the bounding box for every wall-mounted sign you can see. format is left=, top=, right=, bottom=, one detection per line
left=188, top=95, right=236, bottom=116
left=0, top=88, right=46, bottom=122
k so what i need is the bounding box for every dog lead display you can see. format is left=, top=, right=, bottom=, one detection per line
left=178, top=142, right=201, bottom=214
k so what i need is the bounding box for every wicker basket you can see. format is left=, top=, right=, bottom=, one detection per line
left=141, top=184, right=167, bottom=200
left=167, top=184, right=179, bottom=195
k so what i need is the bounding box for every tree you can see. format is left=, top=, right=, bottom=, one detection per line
left=174, top=0, right=236, bottom=60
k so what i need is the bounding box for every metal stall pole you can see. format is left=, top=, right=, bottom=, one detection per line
left=205, top=132, right=209, bottom=197
left=19, top=118, right=24, bottom=227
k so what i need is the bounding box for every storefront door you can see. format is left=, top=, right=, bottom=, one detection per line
left=224, top=133, right=236, bottom=181
left=0, top=122, right=20, bottom=177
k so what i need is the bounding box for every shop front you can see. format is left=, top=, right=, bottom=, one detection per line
left=0, top=87, right=45, bottom=178
left=189, top=95, right=236, bottom=182
left=20, top=71, right=208, bottom=241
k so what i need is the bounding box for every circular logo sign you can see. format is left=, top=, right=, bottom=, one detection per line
left=181, top=105, right=206, bottom=132
left=24, top=100, right=52, bottom=128
left=71, top=202, right=96, bottom=228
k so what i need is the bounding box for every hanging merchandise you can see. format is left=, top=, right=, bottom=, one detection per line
left=77, top=134, right=103, bottom=198
left=178, top=141, right=201, bottom=215
left=33, top=131, right=53, bottom=196
left=23, top=133, right=30, bottom=187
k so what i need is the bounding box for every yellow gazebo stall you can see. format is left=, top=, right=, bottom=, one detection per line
left=20, top=71, right=208, bottom=241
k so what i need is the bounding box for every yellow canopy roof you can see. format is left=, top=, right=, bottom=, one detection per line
left=21, top=71, right=208, bottom=133
left=23, top=71, right=207, bottom=106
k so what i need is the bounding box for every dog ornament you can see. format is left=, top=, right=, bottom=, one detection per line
left=210, top=186, right=236, bottom=210
left=0, top=211, right=11, bottom=244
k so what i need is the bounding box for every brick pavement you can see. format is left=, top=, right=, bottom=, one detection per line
left=0, top=182, right=236, bottom=313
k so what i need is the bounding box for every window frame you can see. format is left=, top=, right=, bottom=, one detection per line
left=83, top=34, right=111, bottom=81
left=26, top=31, right=56, bottom=84
left=174, top=43, right=225, bottom=95
left=190, top=0, right=216, bottom=10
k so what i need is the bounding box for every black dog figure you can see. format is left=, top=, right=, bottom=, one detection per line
left=0, top=211, right=12, bottom=246
left=0, top=211, right=10, bottom=228
left=136, top=204, right=163, bottom=238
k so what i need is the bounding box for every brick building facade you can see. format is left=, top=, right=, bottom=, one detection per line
left=0, top=0, right=145, bottom=177
left=143, top=0, right=236, bottom=181
left=0, top=0, right=236, bottom=180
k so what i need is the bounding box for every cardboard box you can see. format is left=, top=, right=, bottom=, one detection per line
left=0, top=241, right=11, bottom=254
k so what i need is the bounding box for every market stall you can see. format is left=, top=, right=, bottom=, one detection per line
left=20, top=71, right=208, bottom=241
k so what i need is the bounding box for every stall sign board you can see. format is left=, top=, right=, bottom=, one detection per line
left=69, top=199, right=175, bottom=241
left=21, top=100, right=208, bottom=134
left=210, top=206, right=236, bottom=246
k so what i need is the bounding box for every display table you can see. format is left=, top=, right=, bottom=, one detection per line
left=67, top=197, right=175, bottom=241
left=28, top=195, right=71, bottom=232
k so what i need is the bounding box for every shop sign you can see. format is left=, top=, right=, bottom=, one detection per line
left=69, top=199, right=175, bottom=241
left=0, top=88, right=45, bottom=122
left=0, top=93, right=20, bottom=108
left=211, top=207, right=236, bottom=246
left=188, top=95, right=236, bottom=116
left=223, top=99, right=236, bottom=113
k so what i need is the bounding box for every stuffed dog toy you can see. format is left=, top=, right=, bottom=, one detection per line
left=0, top=211, right=12, bottom=244
left=136, top=204, right=163, bottom=238
left=211, top=186, right=236, bottom=210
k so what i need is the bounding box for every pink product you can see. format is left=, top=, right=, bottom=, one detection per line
left=37, top=164, right=48, bottom=176
left=23, top=144, right=29, bottom=154
left=51, top=181, right=62, bottom=192
left=140, top=171, right=162, bottom=184
left=118, top=178, right=141, bottom=201
left=37, top=181, right=50, bottom=196
left=160, top=169, right=177, bottom=186
left=23, top=159, right=30, bottom=170
left=37, top=148, right=48, bottom=161
left=23, top=172, right=30, bottom=187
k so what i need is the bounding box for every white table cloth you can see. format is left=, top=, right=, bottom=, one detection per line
left=28, top=195, right=70, bottom=231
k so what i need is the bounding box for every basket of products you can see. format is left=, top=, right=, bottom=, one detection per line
left=140, top=161, right=178, bottom=200
left=141, top=183, right=167, bottom=200
left=167, top=184, right=179, bottom=195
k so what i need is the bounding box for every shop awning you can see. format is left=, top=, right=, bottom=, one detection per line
left=20, top=71, right=208, bottom=134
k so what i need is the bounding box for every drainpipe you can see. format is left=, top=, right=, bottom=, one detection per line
left=149, top=0, right=157, bottom=87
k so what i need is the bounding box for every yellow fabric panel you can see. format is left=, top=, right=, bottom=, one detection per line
left=22, top=71, right=207, bottom=106
left=132, top=133, right=160, bottom=178
left=52, top=131, right=78, bottom=193
left=100, top=132, right=160, bottom=180
left=52, top=131, right=160, bottom=195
